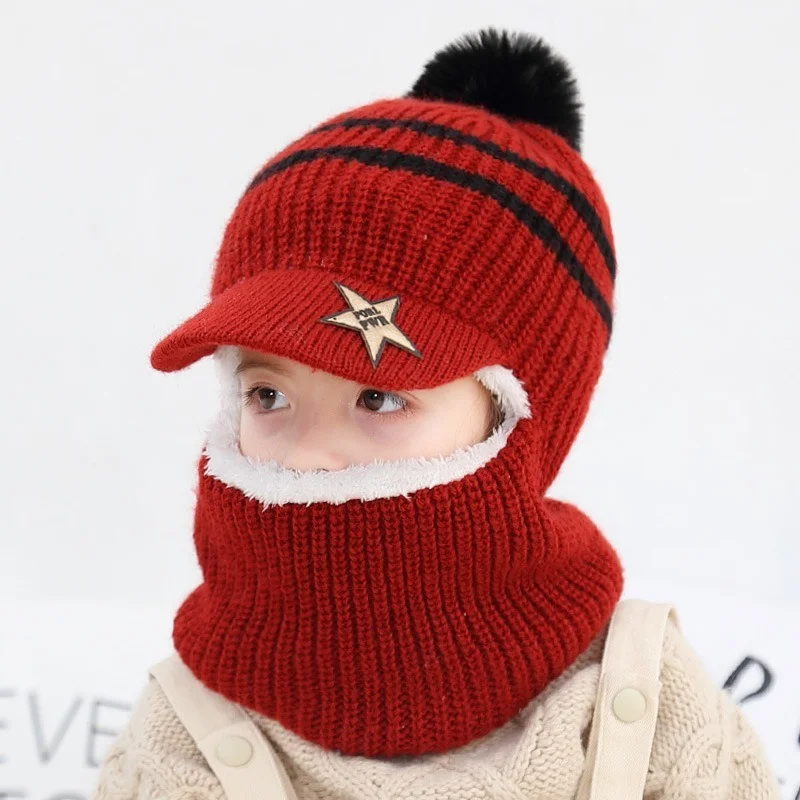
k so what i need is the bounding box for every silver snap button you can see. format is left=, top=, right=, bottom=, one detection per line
left=215, top=734, right=254, bottom=767
left=612, top=688, right=647, bottom=722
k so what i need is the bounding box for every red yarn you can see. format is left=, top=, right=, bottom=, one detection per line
left=173, top=417, right=623, bottom=757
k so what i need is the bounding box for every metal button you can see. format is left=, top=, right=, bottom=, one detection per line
left=215, top=734, right=254, bottom=767
left=612, top=688, right=647, bottom=722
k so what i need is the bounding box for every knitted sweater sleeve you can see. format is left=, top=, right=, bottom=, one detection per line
left=89, top=677, right=225, bottom=800
left=644, top=615, right=782, bottom=800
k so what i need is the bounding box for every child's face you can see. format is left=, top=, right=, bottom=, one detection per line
left=236, top=347, right=496, bottom=470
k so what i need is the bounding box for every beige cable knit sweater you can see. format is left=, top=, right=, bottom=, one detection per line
left=90, top=613, right=780, bottom=800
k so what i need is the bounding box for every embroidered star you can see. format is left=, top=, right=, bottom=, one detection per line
left=318, top=282, right=423, bottom=368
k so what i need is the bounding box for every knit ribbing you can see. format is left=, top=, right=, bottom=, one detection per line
left=173, top=416, right=623, bottom=757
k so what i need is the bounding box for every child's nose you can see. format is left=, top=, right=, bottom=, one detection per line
left=278, top=410, right=351, bottom=472
left=279, top=446, right=350, bottom=472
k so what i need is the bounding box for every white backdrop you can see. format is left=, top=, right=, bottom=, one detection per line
left=1, top=1, right=798, bottom=798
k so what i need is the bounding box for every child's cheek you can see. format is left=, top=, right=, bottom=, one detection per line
left=239, top=408, right=284, bottom=453
left=356, top=415, right=434, bottom=458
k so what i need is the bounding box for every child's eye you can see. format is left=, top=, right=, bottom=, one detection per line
left=240, top=385, right=409, bottom=416
left=358, top=389, right=408, bottom=415
left=242, top=385, right=289, bottom=411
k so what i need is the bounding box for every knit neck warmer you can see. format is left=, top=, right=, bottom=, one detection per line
left=173, top=347, right=623, bottom=757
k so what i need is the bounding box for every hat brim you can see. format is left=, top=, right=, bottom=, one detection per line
left=150, top=269, right=505, bottom=391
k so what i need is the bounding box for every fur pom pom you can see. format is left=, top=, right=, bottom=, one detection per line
left=407, top=27, right=583, bottom=151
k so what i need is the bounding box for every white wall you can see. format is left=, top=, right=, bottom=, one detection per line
left=1, top=0, right=798, bottom=797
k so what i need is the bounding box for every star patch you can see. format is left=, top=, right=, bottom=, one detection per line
left=318, top=282, right=423, bottom=368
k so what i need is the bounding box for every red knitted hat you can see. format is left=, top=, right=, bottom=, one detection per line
left=154, top=28, right=624, bottom=757
left=151, top=27, right=615, bottom=491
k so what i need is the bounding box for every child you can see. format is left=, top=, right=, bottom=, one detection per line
left=91, top=26, right=781, bottom=800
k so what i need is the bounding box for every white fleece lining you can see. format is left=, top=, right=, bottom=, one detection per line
left=203, top=345, right=531, bottom=506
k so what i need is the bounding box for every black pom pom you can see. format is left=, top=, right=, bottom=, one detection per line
left=407, top=27, right=583, bottom=152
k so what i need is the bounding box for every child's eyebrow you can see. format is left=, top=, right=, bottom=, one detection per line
left=234, top=357, right=293, bottom=378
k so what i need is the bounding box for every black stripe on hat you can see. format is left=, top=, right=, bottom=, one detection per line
left=245, top=145, right=613, bottom=337
left=309, top=116, right=616, bottom=282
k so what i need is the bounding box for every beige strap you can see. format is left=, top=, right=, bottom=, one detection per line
left=576, top=599, right=680, bottom=800
left=149, top=654, right=298, bottom=800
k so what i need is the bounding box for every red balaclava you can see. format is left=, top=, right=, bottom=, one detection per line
left=150, top=27, right=624, bottom=757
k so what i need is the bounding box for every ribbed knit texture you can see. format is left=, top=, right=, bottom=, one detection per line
left=91, top=614, right=782, bottom=800
left=151, top=98, right=615, bottom=491
left=171, top=415, right=623, bottom=757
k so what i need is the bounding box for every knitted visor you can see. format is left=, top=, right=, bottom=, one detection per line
left=151, top=266, right=504, bottom=393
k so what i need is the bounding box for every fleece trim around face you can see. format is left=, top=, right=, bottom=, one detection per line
left=203, top=344, right=531, bottom=506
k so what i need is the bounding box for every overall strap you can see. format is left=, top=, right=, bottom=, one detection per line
left=149, top=654, right=298, bottom=800
left=576, top=599, right=679, bottom=800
